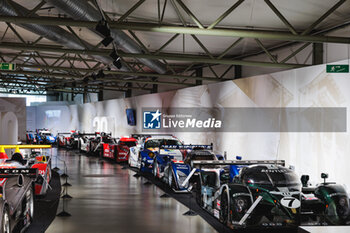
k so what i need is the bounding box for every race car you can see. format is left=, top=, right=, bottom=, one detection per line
left=57, top=130, right=79, bottom=148
left=0, top=145, right=52, bottom=196
left=192, top=160, right=350, bottom=228
left=0, top=167, right=37, bottom=232
left=26, top=131, right=37, bottom=144
left=115, top=137, right=138, bottom=162
left=78, top=133, right=96, bottom=153
left=161, top=145, right=221, bottom=192
left=89, top=132, right=117, bottom=157
left=129, top=135, right=185, bottom=173
left=36, top=129, right=56, bottom=144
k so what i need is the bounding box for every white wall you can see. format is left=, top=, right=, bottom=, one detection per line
left=0, top=97, right=26, bottom=142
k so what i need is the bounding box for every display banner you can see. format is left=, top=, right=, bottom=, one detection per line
left=142, top=107, right=346, bottom=132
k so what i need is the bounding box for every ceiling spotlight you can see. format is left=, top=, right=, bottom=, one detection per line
left=97, top=70, right=105, bottom=79
left=101, top=36, right=113, bottom=47
left=95, top=20, right=110, bottom=37
left=96, top=20, right=114, bottom=47
left=110, top=50, right=122, bottom=69
left=91, top=73, right=97, bottom=81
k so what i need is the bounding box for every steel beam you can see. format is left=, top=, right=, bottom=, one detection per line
left=0, top=42, right=305, bottom=68
left=264, top=0, right=297, bottom=35
left=301, top=0, right=347, bottom=35
left=17, top=64, right=228, bottom=81
left=116, top=0, right=146, bottom=23
left=207, top=0, right=245, bottom=29
left=2, top=69, right=195, bottom=87
left=120, top=52, right=306, bottom=68
left=0, top=16, right=349, bottom=44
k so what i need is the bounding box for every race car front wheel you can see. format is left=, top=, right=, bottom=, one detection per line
left=1, top=206, right=10, bottom=233
left=26, top=188, right=34, bottom=223
left=152, top=159, right=158, bottom=178
left=220, top=189, right=230, bottom=224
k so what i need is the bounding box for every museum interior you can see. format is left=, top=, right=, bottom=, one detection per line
left=0, top=0, right=350, bottom=232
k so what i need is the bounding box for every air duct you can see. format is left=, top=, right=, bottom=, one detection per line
left=45, top=0, right=167, bottom=74
left=0, top=0, right=127, bottom=68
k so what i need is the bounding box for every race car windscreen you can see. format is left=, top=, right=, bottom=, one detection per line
left=145, top=139, right=182, bottom=148
left=242, top=166, right=301, bottom=190
left=102, top=137, right=115, bottom=143
left=120, top=141, right=137, bottom=147
left=185, top=151, right=216, bottom=162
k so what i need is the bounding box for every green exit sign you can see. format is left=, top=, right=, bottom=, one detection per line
left=0, top=63, right=15, bottom=70
left=326, top=64, right=349, bottom=73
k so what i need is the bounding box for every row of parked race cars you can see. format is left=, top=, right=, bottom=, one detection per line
left=57, top=132, right=350, bottom=229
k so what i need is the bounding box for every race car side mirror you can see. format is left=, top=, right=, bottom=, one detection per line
left=300, top=175, right=309, bottom=187
left=321, top=173, right=328, bottom=183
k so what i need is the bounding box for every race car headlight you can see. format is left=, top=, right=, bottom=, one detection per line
left=148, top=152, right=155, bottom=158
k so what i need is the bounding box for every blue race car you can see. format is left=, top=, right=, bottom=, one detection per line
left=136, top=135, right=185, bottom=173
left=26, top=131, right=37, bottom=144
left=37, top=129, right=56, bottom=144
left=161, top=144, right=222, bottom=192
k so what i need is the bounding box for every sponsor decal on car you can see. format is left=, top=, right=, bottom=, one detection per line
left=214, top=209, right=220, bottom=219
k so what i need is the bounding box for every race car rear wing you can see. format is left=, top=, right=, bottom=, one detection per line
left=161, top=144, right=213, bottom=150
left=78, top=133, right=96, bottom=136
left=0, top=145, right=51, bottom=150
left=131, top=134, right=174, bottom=139
left=57, top=132, right=71, bottom=135
left=191, top=160, right=285, bottom=166
left=0, top=168, right=38, bottom=178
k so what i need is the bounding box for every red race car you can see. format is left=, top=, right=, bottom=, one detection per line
left=101, top=137, right=137, bottom=163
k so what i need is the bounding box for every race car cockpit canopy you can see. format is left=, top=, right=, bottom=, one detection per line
left=240, top=165, right=302, bottom=191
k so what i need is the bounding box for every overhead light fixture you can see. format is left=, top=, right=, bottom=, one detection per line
left=91, top=73, right=97, bottom=80
left=95, top=20, right=113, bottom=47
left=109, top=50, right=122, bottom=69
left=97, top=70, right=105, bottom=79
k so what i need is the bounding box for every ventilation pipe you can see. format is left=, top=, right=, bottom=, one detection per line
left=0, top=0, right=127, bottom=68
left=45, top=0, right=167, bottom=74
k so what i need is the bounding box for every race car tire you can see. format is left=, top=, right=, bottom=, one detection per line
left=26, top=188, right=34, bottom=223
left=168, top=169, right=176, bottom=190
left=220, top=188, right=230, bottom=224
left=152, top=159, right=158, bottom=178
left=138, top=153, right=142, bottom=171
left=195, top=179, right=203, bottom=206
left=1, top=206, right=10, bottom=233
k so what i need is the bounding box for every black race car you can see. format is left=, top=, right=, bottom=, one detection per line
left=0, top=168, right=37, bottom=232
left=192, top=160, right=350, bottom=228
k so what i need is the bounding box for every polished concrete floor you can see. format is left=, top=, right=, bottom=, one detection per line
left=299, top=226, right=350, bottom=233
left=46, top=148, right=217, bottom=233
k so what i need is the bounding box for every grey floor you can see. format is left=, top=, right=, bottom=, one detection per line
left=299, top=226, right=350, bottom=233
left=46, top=148, right=217, bottom=233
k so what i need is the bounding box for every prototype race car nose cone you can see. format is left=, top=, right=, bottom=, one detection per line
left=280, top=197, right=301, bottom=209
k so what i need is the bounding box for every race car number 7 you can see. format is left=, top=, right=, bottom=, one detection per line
left=280, top=197, right=301, bottom=209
